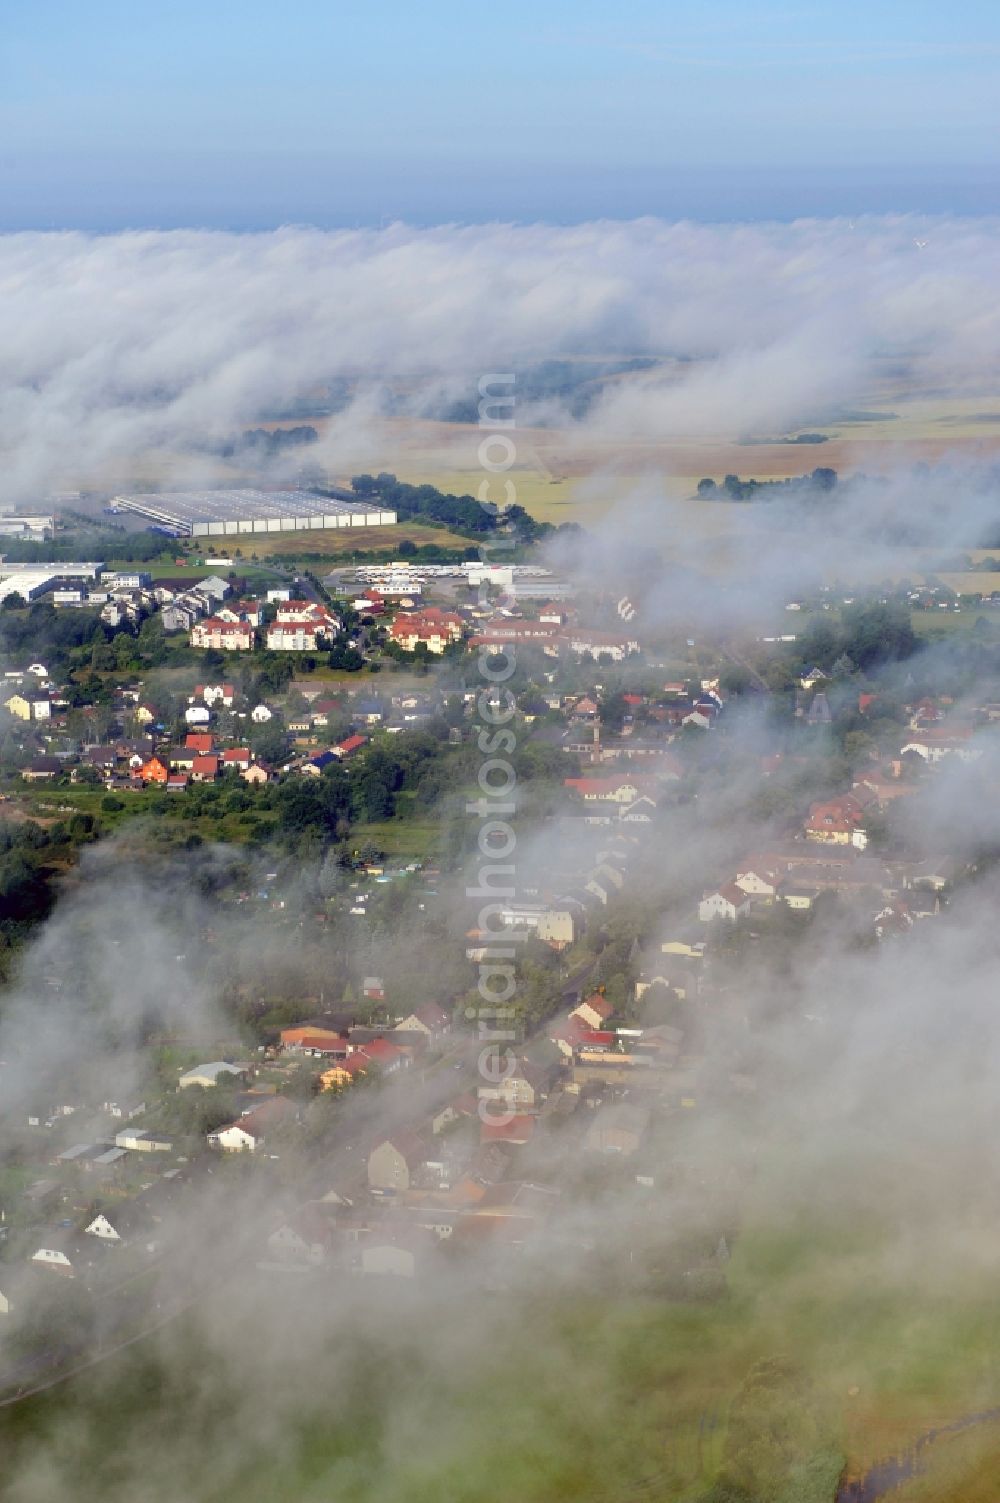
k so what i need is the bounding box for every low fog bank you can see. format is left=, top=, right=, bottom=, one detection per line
left=4, top=216, right=1000, bottom=498
left=543, top=460, right=1000, bottom=638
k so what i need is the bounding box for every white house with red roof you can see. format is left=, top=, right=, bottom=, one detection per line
left=195, top=682, right=236, bottom=707
left=570, top=993, right=615, bottom=1030
left=211, top=1096, right=296, bottom=1152
left=222, top=747, right=252, bottom=770
left=698, top=883, right=752, bottom=922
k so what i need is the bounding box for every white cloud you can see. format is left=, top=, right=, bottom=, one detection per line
left=3, top=216, right=1000, bottom=500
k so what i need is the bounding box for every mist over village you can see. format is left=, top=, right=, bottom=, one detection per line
left=5, top=4, right=1000, bottom=1503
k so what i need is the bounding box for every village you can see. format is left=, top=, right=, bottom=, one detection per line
left=1, top=543, right=999, bottom=1390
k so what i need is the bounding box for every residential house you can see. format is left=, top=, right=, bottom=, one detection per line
left=583, top=1102, right=650, bottom=1156
left=561, top=628, right=639, bottom=661
left=353, top=699, right=385, bottom=726
left=564, top=774, right=653, bottom=804
left=481, top=1113, right=535, bottom=1146
left=191, top=618, right=254, bottom=651
left=777, top=882, right=821, bottom=911
left=286, top=1031, right=349, bottom=1058
left=212, top=1096, right=295, bottom=1152
left=735, top=866, right=781, bottom=900
left=394, top=1002, right=450, bottom=1039
left=495, top=901, right=578, bottom=950
left=4, top=692, right=50, bottom=721
left=320, top=1057, right=368, bottom=1090
left=222, top=748, right=252, bottom=772
left=196, top=682, right=236, bottom=707
left=115, top=1128, right=173, bottom=1152
left=266, top=624, right=326, bottom=652
left=901, top=730, right=981, bottom=763
left=22, top=756, right=62, bottom=782
left=84, top=1207, right=142, bottom=1243
left=178, top=1060, right=246, bottom=1089
left=274, top=600, right=340, bottom=631
left=265, top=1210, right=331, bottom=1268
left=332, top=733, right=367, bottom=759
left=300, top=750, right=337, bottom=777
left=355, top=1038, right=406, bottom=1074
left=31, top=1235, right=83, bottom=1277
left=478, top=1055, right=556, bottom=1111
left=140, top=755, right=170, bottom=785
left=281, top=1025, right=346, bottom=1052
left=389, top=606, right=464, bottom=654
left=368, top=1132, right=426, bottom=1193
left=698, top=884, right=752, bottom=922
left=191, top=755, right=219, bottom=783
left=571, top=993, right=615, bottom=1030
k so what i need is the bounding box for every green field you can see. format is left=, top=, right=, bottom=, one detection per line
left=5, top=1190, right=1000, bottom=1502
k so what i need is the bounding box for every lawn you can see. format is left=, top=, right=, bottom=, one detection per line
left=352, top=814, right=440, bottom=861
left=911, top=610, right=995, bottom=638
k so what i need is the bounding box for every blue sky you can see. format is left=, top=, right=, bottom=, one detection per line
left=4, top=0, right=1000, bottom=227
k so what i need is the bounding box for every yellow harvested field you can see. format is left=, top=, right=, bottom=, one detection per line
left=251, top=522, right=472, bottom=557
left=319, top=402, right=1000, bottom=530
left=926, top=572, right=1000, bottom=595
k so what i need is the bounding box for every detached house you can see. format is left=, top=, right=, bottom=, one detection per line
left=571, top=993, right=615, bottom=1030
left=395, top=1002, right=450, bottom=1039
left=368, top=1131, right=426, bottom=1193
left=196, top=682, right=236, bottom=707
left=698, top=883, right=752, bottom=922
left=735, top=866, right=781, bottom=900
left=140, top=755, right=169, bottom=785
left=478, top=1055, right=556, bottom=1111
left=191, top=754, right=219, bottom=783
left=211, top=1096, right=295, bottom=1152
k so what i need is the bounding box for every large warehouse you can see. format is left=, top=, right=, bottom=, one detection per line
left=111, top=488, right=397, bottom=538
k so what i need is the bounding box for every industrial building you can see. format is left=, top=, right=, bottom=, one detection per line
left=0, top=514, right=54, bottom=540
left=0, top=562, right=103, bottom=605
left=111, top=488, right=397, bottom=538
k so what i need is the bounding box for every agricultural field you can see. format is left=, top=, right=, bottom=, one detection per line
left=253, top=521, right=474, bottom=559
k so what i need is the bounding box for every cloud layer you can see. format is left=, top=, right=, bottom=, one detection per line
left=4, top=216, right=1000, bottom=500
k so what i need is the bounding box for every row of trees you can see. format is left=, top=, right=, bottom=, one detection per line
left=697, top=469, right=838, bottom=501
left=351, top=472, right=543, bottom=539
